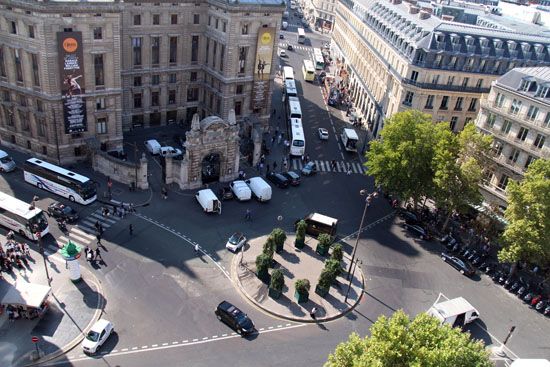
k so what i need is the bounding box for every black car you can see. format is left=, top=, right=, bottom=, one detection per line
left=282, top=171, right=301, bottom=186
left=47, top=202, right=78, bottom=223
left=287, top=44, right=294, bottom=51
left=218, top=186, right=234, bottom=201
left=403, top=223, right=430, bottom=240
left=279, top=34, right=284, bottom=39
left=399, top=210, right=419, bottom=225
left=215, top=301, right=255, bottom=335
left=441, top=252, right=475, bottom=277
left=267, top=172, right=290, bottom=188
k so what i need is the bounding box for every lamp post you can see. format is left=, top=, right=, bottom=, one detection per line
left=344, top=260, right=361, bottom=304
left=36, top=232, right=51, bottom=286
left=346, top=190, right=378, bottom=280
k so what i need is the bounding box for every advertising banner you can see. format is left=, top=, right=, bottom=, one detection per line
left=251, top=27, right=276, bottom=110
left=57, top=31, right=87, bottom=134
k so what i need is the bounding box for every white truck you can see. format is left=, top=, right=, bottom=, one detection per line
left=341, top=128, right=359, bottom=152
left=426, top=295, right=479, bottom=328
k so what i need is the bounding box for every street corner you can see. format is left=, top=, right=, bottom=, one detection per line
left=231, top=233, right=365, bottom=323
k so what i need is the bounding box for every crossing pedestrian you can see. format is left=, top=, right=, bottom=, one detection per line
left=94, top=247, right=103, bottom=262
left=129, top=224, right=134, bottom=236
left=277, top=133, right=282, bottom=145
left=273, top=161, right=278, bottom=171
left=310, top=307, right=318, bottom=320
left=347, top=164, right=352, bottom=175
left=195, top=244, right=199, bottom=253
left=94, top=221, right=100, bottom=231
left=99, top=224, right=104, bottom=236
left=96, top=233, right=102, bottom=246
left=245, top=209, right=252, bottom=221
left=162, top=187, right=168, bottom=200
left=271, top=136, right=276, bottom=146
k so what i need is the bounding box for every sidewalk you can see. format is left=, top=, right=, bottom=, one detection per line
left=232, top=234, right=364, bottom=322
left=0, top=235, right=104, bottom=367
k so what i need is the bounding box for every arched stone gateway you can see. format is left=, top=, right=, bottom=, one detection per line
left=201, top=152, right=221, bottom=184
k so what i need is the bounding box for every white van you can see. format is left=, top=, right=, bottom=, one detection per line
left=230, top=180, right=252, bottom=201
left=145, top=139, right=162, bottom=155
left=195, top=189, right=221, bottom=214
left=246, top=177, right=272, bottom=202
left=0, top=150, right=16, bottom=172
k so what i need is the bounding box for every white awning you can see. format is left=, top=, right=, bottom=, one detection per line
left=1, top=281, right=51, bottom=308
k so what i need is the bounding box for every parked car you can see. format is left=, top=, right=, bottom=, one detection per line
left=279, top=49, right=287, bottom=58
left=82, top=319, right=114, bottom=354
left=282, top=171, right=301, bottom=186
left=301, top=162, right=317, bottom=176
left=160, top=146, right=183, bottom=159
left=279, top=33, right=284, bottom=39
left=403, top=223, right=430, bottom=240
left=318, top=128, right=329, bottom=140
left=441, top=252, right=475, bottom=277
left=267, top=172, right=290, bottom=188
left=399, top=210, right=419, bottom=225
left=287, top=44, right=294, bottom=51
left=47, top=202, right=79, bottom=223
left=215, top=301, right=255, bottom=335
left=226, top=232, right=247, bottom=252
left=218, top=186, right=234, bottom=201
left=145, top=139, right=161, bottom=155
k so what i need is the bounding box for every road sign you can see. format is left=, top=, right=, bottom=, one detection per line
left=31, top=336, right=39, bottom=343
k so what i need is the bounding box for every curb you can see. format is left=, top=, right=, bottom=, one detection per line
left=22, top=263, right=105, bottom=367
left=231, top=249, right=365, bottom=324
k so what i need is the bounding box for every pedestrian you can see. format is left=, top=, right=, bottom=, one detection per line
left=84, top=246, right=90, bottom=258
left=273, top=161, right=278, bottom=171
left=99, top=224, right=104, bottom=236
left=347, top=164, right=352, bottom=175
left=272, top=108, right=276, bottom=115
left=96, top=233, right=102, bottom=246
left=162, top=187, right=168, bottom=200
left=129, top=203, right=136, bottom=213
left=94, top=220, right=100, bottom=231
left=277, top=133, right=282, bottom=145
left=266, top=163, right=270, bottom=174
left=94, top=247, right=103, bottom=262
left=245, top=209, right=252, bottom=221
left=259, top=162, right=264, bottom=174
left=129, top=224, right=134, bottom=236
left=195, top=244, right=199, bottom=253
left=310, top=307, right=318, bottom=319
left=271, top=136, right=276, bottom=146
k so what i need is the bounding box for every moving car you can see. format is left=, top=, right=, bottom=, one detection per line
left=82, top=319, right=114, bottom=354
left=441, top=253, right=475, bottom=276
left=403, top=223, right=430, bottom=240
left=0, top=150, right=16, bottom=172
left=226, top=232, right=247, bottom=252
left=318, top=128, right=329, bottom=140
left=279, top=33, right=285, bottom=39
left=301, top=162, right=317, bottom=176
left=267, top=172, right=289, bottom=188
left=47, top=202, right=79, bottom=223
left=287, top=44, right=294, bottom=51
left=215, top=301, right=255, bottom=335
left=282, top=171, right=301, bottom=186
left=279, top=49, right=287, bottom=58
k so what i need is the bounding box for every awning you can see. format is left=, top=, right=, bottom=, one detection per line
left=1, top=281, right=51, bottom=308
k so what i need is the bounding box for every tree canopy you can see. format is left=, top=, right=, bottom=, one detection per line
left=499, top=158, right=550, bottom=266
left=325, top=310, right=492, bottom=367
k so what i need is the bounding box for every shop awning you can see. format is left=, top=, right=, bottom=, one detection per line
left=1, top=281, right=51, bottom=308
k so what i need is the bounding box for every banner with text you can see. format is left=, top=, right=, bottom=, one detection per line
left=251, top=27, right=276, bottom=110
left=57, top=31, right=87, bottom=134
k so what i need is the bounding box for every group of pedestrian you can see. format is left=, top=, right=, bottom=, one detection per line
left=0, top=233, right=31, bottom=274
left=84, top=246, right=103, bottom=263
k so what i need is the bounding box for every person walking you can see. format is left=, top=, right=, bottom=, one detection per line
left=310, top=307, right=318, bottom=320
left=94, top=220, right=100, bottom=232
left=347, top=164, right=352, bottom=175
left=99, top=223, right=104, bottom=236
left=96, top=232, right=102, bottom=247
left=162, top=187, right=168, bottom=200
left=129, top=224, right=134, bottom=236
left=94, top=247, right=103, bottom=262
left=277, top=133, right=282, bottom=145
left=266, top=163, right=270, bottom=175
left=195, top=244, right=199, bottom=253
left=245, top=209, right=252, bottom=221
left=273, top=161, right=278, bottom=171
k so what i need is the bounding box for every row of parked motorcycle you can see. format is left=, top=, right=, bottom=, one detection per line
left=441, top=233, right=550, bottom=317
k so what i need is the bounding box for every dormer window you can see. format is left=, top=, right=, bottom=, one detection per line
left=521, top=42, right=531, bottom=52
left=518, top=78, right=531, bottom=92
left=535, top=84, right=550, bottom=98
left=479, top=37, right=489, bottom=47
left=465, top=36, right=474, bottom=46
left=507, top=40, right=517, bottom=51
left=534, top=43, right=544, bottom=53
left=493, top=39, right=503, bottom=49
left=435, top=32, right=445, bottom=43
left=450, top=34, right=460, bottom=44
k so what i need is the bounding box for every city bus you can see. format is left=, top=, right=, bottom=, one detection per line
left=0, top=191, right=49, bottom=240
left=297, top=27, right=306, bottom=44
left=313, top=48, right=325, bottom=70
left=286, top=96, right=302, bottom=120
left=283, top=66, right=295, bottom=81
left=284, top=79, right=298, bottom=98
left=341, top=128, right=359, bottom=152
left=289, top=118, right=305, bottom=156
left=302, top=59, right=316, bottom=82
left=23, top=158, right=97, bottom=205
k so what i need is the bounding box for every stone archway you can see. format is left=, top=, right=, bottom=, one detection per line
left=201, top=152, right=221, bottom=184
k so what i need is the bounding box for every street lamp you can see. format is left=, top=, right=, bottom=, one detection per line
left=346, top=190, right=378, bottom=280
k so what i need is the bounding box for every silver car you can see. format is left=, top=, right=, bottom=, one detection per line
left=318, top=128, right=329, bottom=140
left=226, top=232, right=247, bottom=252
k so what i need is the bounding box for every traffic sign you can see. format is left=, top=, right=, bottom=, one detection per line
left=31, top=336, right=39, bottom=343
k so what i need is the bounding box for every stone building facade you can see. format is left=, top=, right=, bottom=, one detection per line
left=0, top=0, right=283, bottom=164
left=303, top=0, right=336, bottom=31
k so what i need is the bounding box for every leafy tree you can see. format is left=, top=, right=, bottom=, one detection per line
left=366, top=110, right=437, bottom=209
left=325, top=310, right=492, bottom=367
left=255, top=253, right=271, bottom=280
left=269, top=269, right=285, bottom=291
left=499, top=158, right=550, bottom=266
left=270, top=228, right=286, bottom=253
left=318, top=233, right=333, bottom=249
left=331, top=243, right=343, bottom=262
left=317, top=269, right=333, bottom=290
left=324, top=258, right=342, bottom=279
left=262, top=237, right=275, bottom=260
left=295, top=220, right=307, bottom=248
left=294, top=278, right=311, bottom=295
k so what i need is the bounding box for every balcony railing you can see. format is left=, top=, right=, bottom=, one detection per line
left=402, top=79, right=491, bottom=94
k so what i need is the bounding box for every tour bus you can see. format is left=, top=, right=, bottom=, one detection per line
left=313, top=48, right=325, bottom=70
left=302, top=60, right=316, bottom=82
left=283, top=66, right=295, bottom=81
left=0, top=191, right=49, bottom=240
left=290, top=118, right=306, bottom=156
left=297, top=27, right=306, bottom=44
left=341, top=128, right=359, bottom=152
left=23, top=158, right=97, bottom=205
left=284, top=79, right=298, bottom=98
left=286, top=96, right=302, bottom=120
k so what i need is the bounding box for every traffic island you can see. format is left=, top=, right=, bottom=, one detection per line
left=232, top=234, right=365, bottom=322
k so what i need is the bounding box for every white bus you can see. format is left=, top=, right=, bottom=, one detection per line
left=283, top=66, right=295, bottom=81
left=0, top=192, right=49, bottom=240
left=284, top=79, right=298, bottom=97
left=290, top=118, right=305, bottom=156
left=23, top=158, right=97, bottom=205
left=341, top=128, right=359, bottom=152
left=313, top=48, right=325, bottom=70
left=297, top=28, right=306, bottom=44
left=302, top=60, right=315, bottom=82
left=287, top=96, right=302, bottom=120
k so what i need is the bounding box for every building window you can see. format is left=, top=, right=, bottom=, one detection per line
left=508, top=148, right=520, bottom=163
left=533, top=134, right=546, bottom=149
left=509, top=99, right=522, bottom=115
left=212, top=41, right=217, bottom=68
left=205, top=38, right=210, bottom=65
left=191, top=36, right=199, bottom=63
left=465, top=117, right=473, bottom=126
left=171, top=14, right=178, bottom=24
left=0, top=47, right=6, bottom=77
left=238, top=47, right=248, bottom=74
left=220, top=44, right=225, bottom=71
left=431, top=75, right=439, bottom=84
left=169, top=37, right=178, bottom=64
left=479, top=60, right=487, bottom=73
left=450, top=116, right=458, bottom=131
left=18, top=95, right=27, bottom=106
left=462, top=77, right=469, bottom=87
left=497, top=174, right=509, bottom=190
left=425, top=95, right=434, bottom=109
left=187, top=87, right=199, bottom=101
left=190, top=72, right=197, bottom=82
left=151, top=91, right=159, bottom=107
left=96, top=117, right=107, bottom=134
left=134, top=76, right=142, bottom=86
left=486, top=113, right=496, bottom=127
left=134, top=14, right=141, bottom=25
left=93, top=27, right=102, bottom=40
left=448, top=56, right=457, bottom=69
left=525, top=155, right=536, bottom=169
left=151, top=36, right=160, bottom=66
left=242, top=23, right=249, bottom=35
left=526, top=105, right=539, bottom=121
left=236, top=84, right=244, bottom=94
left=482, top=170, right=493, bottom=185
left=168, top=90, right=176, bottom=104
left=152, top=74, right=160, bottom=85
left=434, top=54, right=442, bottom=67
left=96, top=97, right=106, bottom=110
left=169, top=73, right=177, bottom=83
left=132, top=37, right=142, bottom=66
left=31, top=53, right=40, bottom=87
left=36, top=99, right=43, bottom=112
left=544, top=112, right=550, bottom=128
left=447, top=76, right=454, bottom=85
left=468, top=98, right=477, bottom=112
left=222, top=21, right=227, bottom=33
left=28, top=25, right=35, bottom=39
left=37, top=118, right=46, bottom=137
left=235, top=101, right=242, bottom=116
left=518, top=78, right=531, bottom=92
left=153, top=14, right=160, bottom=25
left=454, top=97, right=463, bottom=111
left=94, top=54, right=104, bottom=86
left=14, top=49, right=23, bottom=82
left=535, top=86, right=549, bottom=98
left=495, top=93, right=505, bottom=108
left=440, top=96, right=449, bottom=110
left=215, top=18, right=219, bottom=29
left=501, top=120, right=512, bottom=134
left=517, top=127, right=529, bottom=141
left=133, top=93, right=142, bottom=108
left=11, top=21, right=17, bottom=34
left=410, top=70, right=419, bottom=82
left=476, top=79, right=483, bottom=88
left=193, top=14, right=200, bottom=24
left=403, top=91, right=414, bottom=106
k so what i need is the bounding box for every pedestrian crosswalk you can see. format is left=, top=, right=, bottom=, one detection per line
left=56, top=208, right=122, bottom=249
left=290, top=159, right=365, bottom=174
left=278, top=43, right=311, bottom=51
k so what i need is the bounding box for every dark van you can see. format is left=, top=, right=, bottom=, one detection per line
left=297, top=213, right=338, bottom=237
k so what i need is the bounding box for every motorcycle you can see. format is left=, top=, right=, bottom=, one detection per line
left=517, top=282, right=530, bottom=298
left=524, top=292, right=537, bottom=304
left=535, top=298, right=548, bottom=312
left=544, top=304, right=550, bottom=316
left=509, top=277, right=524, bottom=293
left=531, top=294, right=543, bottom=308
left=504, top=276, right=516, bottom=289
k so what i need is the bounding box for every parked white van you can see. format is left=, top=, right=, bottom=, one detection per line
left=246, top=177, right=272, bottom=202
left=230, top=180, right=252, bottom=201
left=195, top=189, right=221, bottom=214
left=0, top=150, right=16, bottom=172
left=145, top=139, right=162, bottom=155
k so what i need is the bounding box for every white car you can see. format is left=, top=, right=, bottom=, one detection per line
left=82, top=319, right=114, bottom=354
left=226, top=232, right=247, bottom=252
left=279, top=49, right=287, bottom=58
left=318, top=128, right=329, bottom=140
left=160, top=146, right=183, bottom=159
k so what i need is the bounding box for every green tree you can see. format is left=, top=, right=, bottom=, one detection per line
left=325, top=310, right=492, bottom=367
left=255, top=253, right=271, bottom=281
left=331, top=243, right=343, bottom=262
left=269, top=269, right=285, bottom=292
left=499, top=159, right=550, bottom=266
left=262, top=237, right=275, bottom=260
left=366, top=110, right=436, bottom=208
left=295, top=220, right=307, bottom=248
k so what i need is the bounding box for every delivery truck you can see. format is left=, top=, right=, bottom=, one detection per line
left=426, top=294, right=479, bottom=328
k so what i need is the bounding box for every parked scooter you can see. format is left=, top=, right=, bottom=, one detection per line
left=517, top=282, right=530, bottom=298
left=535, top=298, right=548, bottom=312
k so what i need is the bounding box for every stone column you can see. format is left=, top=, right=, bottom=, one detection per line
left=251, top=127, right=262, bottom=166
left=138, top=153, right=149, bottom=190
